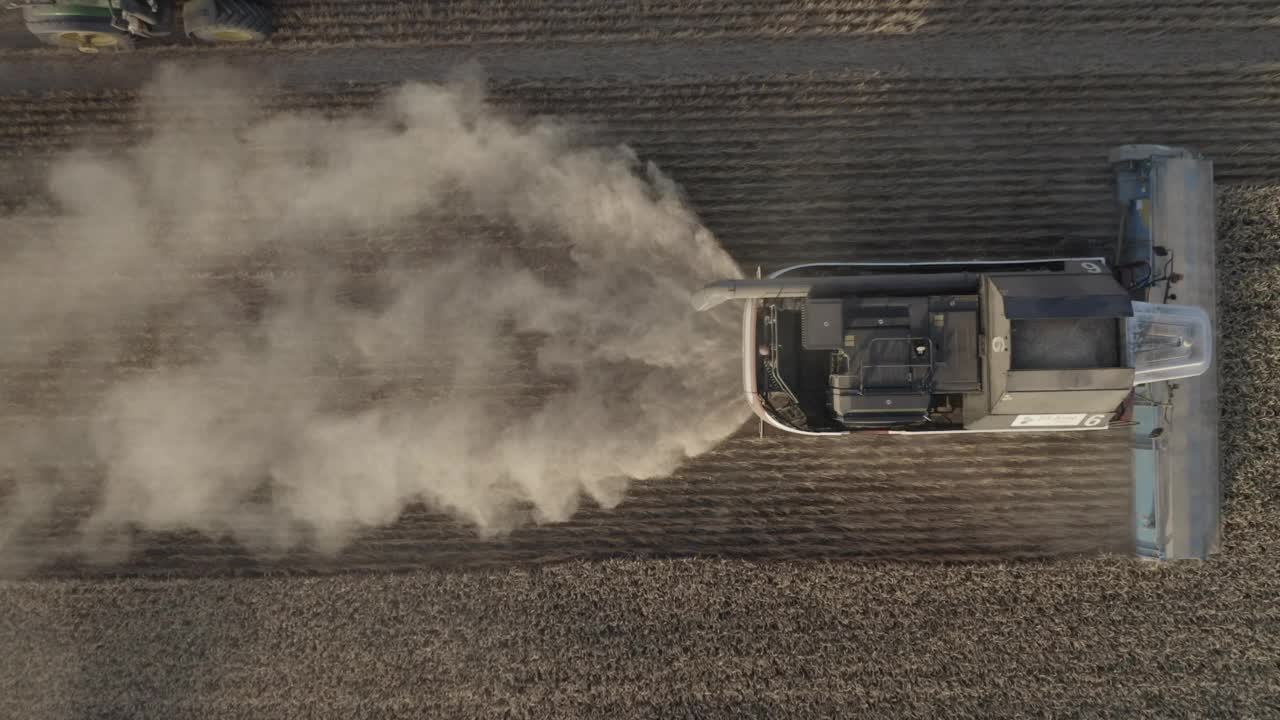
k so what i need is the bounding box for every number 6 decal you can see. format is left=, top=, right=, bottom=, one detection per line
left=1084, top=414, right=1107, bottom=427
left=1081, top=262, right=1103, bottom=274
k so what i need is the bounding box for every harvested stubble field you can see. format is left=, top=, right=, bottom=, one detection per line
left=2, top=10, right=1280, bottom=720
left=3, top=67, right=1280, bottom=269
left=3, top=1, right=1278, bottom=51
left=263, top=0, right=1280, bottom=46
left=8, top=430, right=1133, bottom=578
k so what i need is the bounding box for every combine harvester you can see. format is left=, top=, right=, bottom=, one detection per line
left=694, top=146, right=1220, bottom=561
left=6, top=0, right=271, bottom=52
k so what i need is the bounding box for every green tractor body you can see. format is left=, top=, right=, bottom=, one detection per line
left=8, top=0, right=271, bottom=52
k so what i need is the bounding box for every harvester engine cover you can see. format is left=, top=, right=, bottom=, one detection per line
left=702, top=259, right=1208, bottom=434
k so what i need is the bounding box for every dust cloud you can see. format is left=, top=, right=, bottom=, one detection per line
left=0, top=65, right=747, bottom=567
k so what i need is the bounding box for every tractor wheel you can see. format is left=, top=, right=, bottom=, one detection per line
left=22, top=9, right=135, bottom=54
left=184, top=0, right=272, bottom=44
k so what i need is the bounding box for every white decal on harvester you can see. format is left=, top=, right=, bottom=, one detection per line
left=1011, top=413, right=1089, bottom=427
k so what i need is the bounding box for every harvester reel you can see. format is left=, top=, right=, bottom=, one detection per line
left=183, top=0, right=270, bottom=44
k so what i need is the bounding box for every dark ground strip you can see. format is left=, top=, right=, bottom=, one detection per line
left=3, top=32, right=1280, bottom=90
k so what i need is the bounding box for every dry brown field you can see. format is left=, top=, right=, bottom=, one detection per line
left=1, top=5, right=1278, bottom=718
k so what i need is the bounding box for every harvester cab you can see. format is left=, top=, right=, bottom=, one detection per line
left=7, top=0, right=271, bottom=52
left=694, top=145, right=1220, bottom=561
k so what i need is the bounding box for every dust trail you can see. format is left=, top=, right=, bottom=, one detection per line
left=0, top=64, right=747, bottom=568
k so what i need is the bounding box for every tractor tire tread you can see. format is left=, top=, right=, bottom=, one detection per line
left=213, top=0, right=271, bottom=29
left=185, top=0, right=272, bottom=41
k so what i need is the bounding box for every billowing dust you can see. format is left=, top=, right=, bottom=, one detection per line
left=0, top=65, right=747, bottom=567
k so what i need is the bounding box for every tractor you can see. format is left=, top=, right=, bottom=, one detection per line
left=7, top=0, right=271, bottom=52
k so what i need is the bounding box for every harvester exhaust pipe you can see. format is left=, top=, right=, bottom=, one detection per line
left=691, top=279, right=814, bottom=311
left=692, top=273, right=981, bottom=311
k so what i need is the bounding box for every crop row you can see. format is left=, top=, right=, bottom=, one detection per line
left=2, top=0, right=1276, bottom=57
left=264, top=0, right=1279, bottom=46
